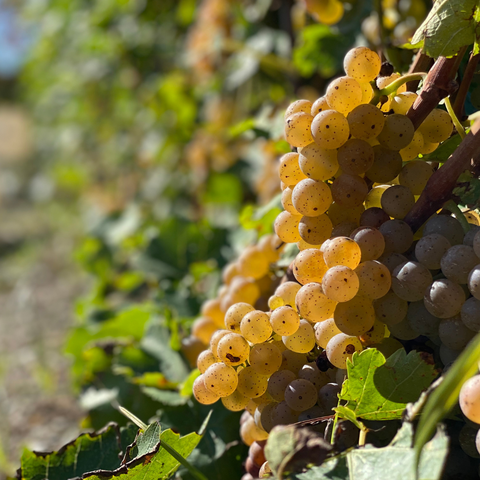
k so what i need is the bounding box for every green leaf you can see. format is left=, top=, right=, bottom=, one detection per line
left=453, top=170, right=480, bottom=206
left=421, top=133, right=462, bottom=163
left=334, top=405, right=365, bottom=431
left=141, top=387, right=189, bottom=406
left=239, top=194, right=282, bottom=236
left=339, top=348, right=437, bottom=421
left=410, top=0, right=478, bottom=58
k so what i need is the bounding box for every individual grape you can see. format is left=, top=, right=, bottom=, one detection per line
left=323, top=236, right=362, bottom=269
left=241, top=310, right=273, bottom=344
left=460, top=375, right=480, bottom=424
left=322, top=265, right=359, bottom=302
left=326, top=333, right=363, bottom=369
left=255, top=403, right=277, bottom=433
left=381, top=185, right=415, bottom=220
left=298, top=405, right=327, bottom=422
left=388, top=316, right=419, bottom=340
left=390, top=92, right=418, bottom=115
left=318, top=383, right=342, bottom=411
left=299, top=214, right=333, bottom=245
left=241, top=415, right=269, bottom=444
left=461, top=297, right=480, bottom=331
left=281, top=350, right=308, bottom=374
left=193, top=375, right=220, bottom=405
left=469, top=265, right=480, bottom=299
left=311, top=110, right=350, bottom=149
left=295, top=282, right=337, bottom=323
left=331, top=174, right=368, bottom=208
left=282, top=319, right=315, bottom=353
left=474, top=230, right=480, bottom=258
left=279, top=152, right=307, bottom=186
left=229, top=276, right=261, bottom=306
left=359, top=318, right=386, bottom=345
left=270, top=401, right=299, bottom=426
left=298, top=362, right=330, bottom=390
left=392, top=261, right=432, bottom=302
left=217, top=333, right=250, bottom=366
left=347, top=103, right=385, bottom=140
left=377, top=114, right=414, bottom=150
left=364, top=185, right=388, bottom=210
left=399, top=130, right=425, bottom=161
left=327, top=202, right=365, bottom=226
left=350, top=226, right=385, bottom=261
left=204, top=363, right=238, bottom=397
left=201, top=299, right=225, bottom=328
left=297, top=238, right=321, bottom=251
left=181, top=336, right=207, bottom=367
left=343, top=46, right=381, bottom=82
left=209, top=330, right=231, bottom=357
left=249, top=441, right=267, bottom=468
left=359, top=81, right=374, bottom=103
left=373, top=289, right=408, bottom=326
left=423, top=214, right=464, bottom=246
left=407, top=301, right=441, bottom=336
left=285, top=99, right=312, bottom=119
left=222, top=390, right=250, bottom=411
left=325, top=76, right=363, bottom=115
left=377, top=72, right=407, bottom=94
left=355, top=260, right=391, bottom=299
left=293, top=248, right=328, bottom=285
left=398, top=160, right=434, bottom=195
left=439, top=315, right=476, bottom=350
left=359, top=207, right=390, bottom=228
left=275, top=282, right=302, bottom=307
left=418, top=108, right=453, bottom=143
left=311, top=96, right=330, bottom=116
left=441, top=245, right=479, bottom=284
left=197, top=350, right=217, bottom=373
left=379, top=220, right=414, bottom=254
left=331, top=221, right=358, bottom=238
left=285, top=112, right=314, bottom=148
left=337, top=138, right=374, bottom=175
left=464, top=225, right=480, bottom=246
left=420, top=140, right=439, bottom=154
left=274, top=211, right=302, bottom=243
left=378, top=253, right=408, bottom=274
left=222, top=262, right=240, bottom=285
left=250, top=343, right=283, bottom=376
left=299, top=143, right=339, bottom=181
left=424, top=279, right=466, bottom=318
left=459, top=424, right=480, bottom=459
left=365, top=146, right=403, bottom=183
left=238, top=366, right=269, bottom=398
left=415, top=234, right=451, bottom=270
left=281, top=187, right=300, bottom=215
left=285, top=379, right=318, bottom=411
left=292, top=178, right=332, bottom=217
left=268, top=295, right=284, bottom=311
left=334, top=295, right=375, bottom=336
left=270, top=305, right=300, bottom=336
left=267, top=370, right=297, bottom=402
left=192, top=317, right=218, bottom=344
left=314, top=318, right=342, bottom=348
left=439, top=343, right=460, bottom=366
left=225, top=303, right=255, bottom=333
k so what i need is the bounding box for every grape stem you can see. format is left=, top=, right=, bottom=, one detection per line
left=453, top=52, right=480, bottom=119
left=358, top=427, right=368, bottom=447
left=370, top=73, right=427, bottom=106
left=161, top=440, right=209, bottom=480
left=406, top=51, right=433, bottom=92
left=444, top=96, right=466, bottom=139
left=443, top=200, right=471, bottom=234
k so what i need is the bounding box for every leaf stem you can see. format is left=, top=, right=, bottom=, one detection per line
left=161, top=440, right=208, bottom=480
left=370, top=73, right=427, bottom=105
left=358, top=428, right=368, bottom=447
left=445, top=96, right=466, bottom=139
left=443, top=199, right=471, bottom=234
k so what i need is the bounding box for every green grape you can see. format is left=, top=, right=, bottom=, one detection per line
left=240, top=415, right=269, bottom=444
left=237, top=366, right=269, bottom=398
left=334, top=295, right=375, bottom=336
left=407, top=301, right=441, bottom=336
left=281, top=349, right=308, bottom=374
left=298, top=405, right=328, bottom=422
left=298, top=362, right=330, bottom=390
left=461, top=297, right=480, bottom=332
left=331, top=221, right=358, bottom=238
left=297, top=238, right=321, bottom=251
left=217, top=332, right=251, bottom=366
left=347, top=103, right=385, bottom=140
left=327, top=202, right=365, bottom=226
left=365, top=146, right=402, bottom=183
left=299, top=143, right=339, bottom=181
left=325, top=76, right=363, bottom=115
left=197, top=350, right=218, bottom=374
left=201, top=298, right=225, bottom=328
left=359, top=207, right=390, bottom=229
left=350, top=226, right=385, bottom=261
left=388, top=316, right=419, bottom=340
left=469, top=265, right=480, bottom=299
left=326, top=333, right=363, bottom=368
left=241, top=310, right=273, bottom=344
left=267, top=369, right=297, bottom=402
left=337, top=138, right=374, bottom=175
left=323, top=236, right=361, bottom=269
left=222, top=262, right=240, bottom=285
left=255, top=402, right=277, bottom=433
left=420, top=140, right=439, bottom=154
left=270, top=401, right=299, bottom=426
left=373, top=289, right=408, bottom=326
left=314, top=318, right=342, bottom=348
left=210, top=329, right=231, bottom=357
left=377, top=114, right=414, bottom=150
left=439, top=315, right=476, bottom=350
left=225, top=302, right=255, bottom=333
left=274, top=210, right=302, bottom=243
left=423, top=214, right=464, bottom=246
left=318, top=383, right=341, bottom=411
left=293, top=248, right=328, bottom=285
left=311, top=96, right=330, bottom=116
left=474, top=230, right=480, bottom=257
left=268, top=295, right=284, bottom=311
left=424, top=279, right=466, bottom=318
left=399, top=130, right=424, bottom=161
left=355, top=260, right=391, bottom=299
left=229, top=276, right=261, bottom=306
left=191, top=316, right=218, bottom=345
left=359, top=81, right=374, bottom=103
left=282, top=319, right=315, bottom=353
left=269, top=305, right=300, bottom=336
left=281, top=187, right=300, bottom=215
left=343, top=46, right=381, bottom=82
left=311, top=110, right=350, bottom=149
left=464, top=225, right=480, bottom=247
left=284, top=379, right=318, bottom=411
left=379, top=220, right=414, bottom=254
left=295, top=282, right=337, bottom=323
left=299, top=214, right=333, bottom=245
left=204, top=363, right=238, bottom=397
left=181, top=336, right=206, bottom=367
left=331, top=174, right=368, bottom=208
left=193, top=374, right=220, bottom=405
left=390, top=92, right=418, bottom=115
left=380, top=185, right=415, bottom=220
left=418, top=109, right=453, bottom=143
left=322, top=265, right=359, bottom=302
left=285, top=112, right=314, bottom=148
left=441, top=245, right=479, bottom=284
left=364, top=185, right=387, bottom=209
left=275, top=282, right=302, bottom=307
left=259, top=233, right=284, bottom=262
left=278, top=152, right=307, bottom=186
left=285, top=99, right=313, bottom=119
left=415, top=233, right=451, bottom=270
left=359, top=318, right=386, bottom=345
left=292, top=178, right=332, bottom=217
left=221, top=390, right=250, bottom=411
left=250, top=343, right=283, bottom=376
left=392, top=261, right=433, bottom=302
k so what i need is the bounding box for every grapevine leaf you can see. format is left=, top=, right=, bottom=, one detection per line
left=421, top=133, right=462, bottom=162
left=453, top=171, right=480, bottom=207
left=334, top=405, right=365, bottom=431
left=410, top=0, right=478, bottom=58
left=339, top=349, right=437, bottom=421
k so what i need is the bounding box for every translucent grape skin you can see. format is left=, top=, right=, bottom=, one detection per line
left=325, top=76, right=363, bottom=115
left=323, top=236, right=361, bottom=269
left=240, top=310, right=273, bottom=344
left=267, top=369, right=297, bottom=402
left=293, top=248, right=328, bottom=285
left=392, top=261, right=433, bottom=302
left=350, top=226, right=385, bottom=261
left=423, top=214, right=464, bottom=246
left=441, top=245, right=479, bottom=284
left=398, top=161, right=434, bottom=195
left=269, top=305, right=300, bottom=336
left=337, top=138, right=374, bottom=175
left=299, top=143, right=339, bottom=181
left=331, top=174, right=368, bottom=208
left=249, top=342, right=282, bottom=376
left=299, top=214, right=333, bottom=245
left=365, top=145, right=402, bottom=183
left=285, top=99, right=313, bottom=119
left=314, top=317, right=342, bottom=348
left=418, top=108, right=453, bottom=143
left=237, top=366, right=269, bottom=398
left=311, top=110, right=350, bottom=149
left=285, top=112, right=314, bottom=148
left=439, top=315, right=475, bottom=351
left=292, top=178, right=333, bottom=217
left=333, top=295, right=375, bottom=336
left=278, top=152, right=307, bottom=186
left=355, top=260, right=391, bottom=299
left=377, top=114, right=415, bottom=150
left=284, top=378, right=318, bottom=411
left=459, top=375, right=480, bottom=424
left=469, top=265, right=480, bottom=299
left=282, top=319, right=315, bottom=354
left=274, top=210, right=302, bottom=243
left=373, top=289, right=408, bottom=326
left=380, top=185, right=415, bottom=220
left=197, top=350, right=217, bottom=373
left=295, top=282, right=337, bottom=323
left=193, top=374, right=220, bottom=405
left=204, top=363, right=238, bottom=397
left=322, top=265, right=359, bottom=302
left=217, top=333, right=251, bottom=366
left=415, top=233, right=451, bottom=270
left=379, top=220, right=414, bottom=254
left=326, top=333, right=363, bottom=369
left=347, top=104, right=385, bottom=140
left=343, top=46, right=381, bottom=83
left=423, top=279, right=466, bottom=319
left=461, top=297, right=480, bottom=331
